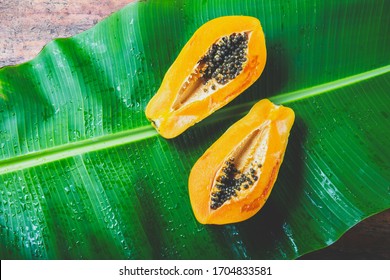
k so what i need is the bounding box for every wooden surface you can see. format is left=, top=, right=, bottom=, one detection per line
left=0, top=0, right=389, bottom=259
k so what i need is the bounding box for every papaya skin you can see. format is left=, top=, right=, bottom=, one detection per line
left=188, top=99, right=295, bottom=225
left=145, top=16, right=267, bottom=138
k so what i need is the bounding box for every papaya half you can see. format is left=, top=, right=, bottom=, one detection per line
left=189, top=99, right=295, bottom=225
left=145, top=16, right=267, bottom=138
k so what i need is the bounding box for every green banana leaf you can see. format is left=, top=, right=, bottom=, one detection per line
left=0, top=0, right=389, bottom=259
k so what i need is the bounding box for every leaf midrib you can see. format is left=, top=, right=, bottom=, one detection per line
left=1, top=64, right=389, bottom=175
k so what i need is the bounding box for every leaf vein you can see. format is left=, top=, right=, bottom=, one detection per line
left=0, top=64, right=389, bottom=175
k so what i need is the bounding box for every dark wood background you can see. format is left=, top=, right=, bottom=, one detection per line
left=1, top=0, right=389, bottom=259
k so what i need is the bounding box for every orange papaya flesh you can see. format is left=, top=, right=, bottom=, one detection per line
left=188, top=99, right=295, bottom=225
left=145, top=16, right=267, bottom=138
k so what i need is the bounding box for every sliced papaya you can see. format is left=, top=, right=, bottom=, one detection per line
left=145, top=16, right=267, bottom=138
left=189, top=99, right=295, bottom=225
